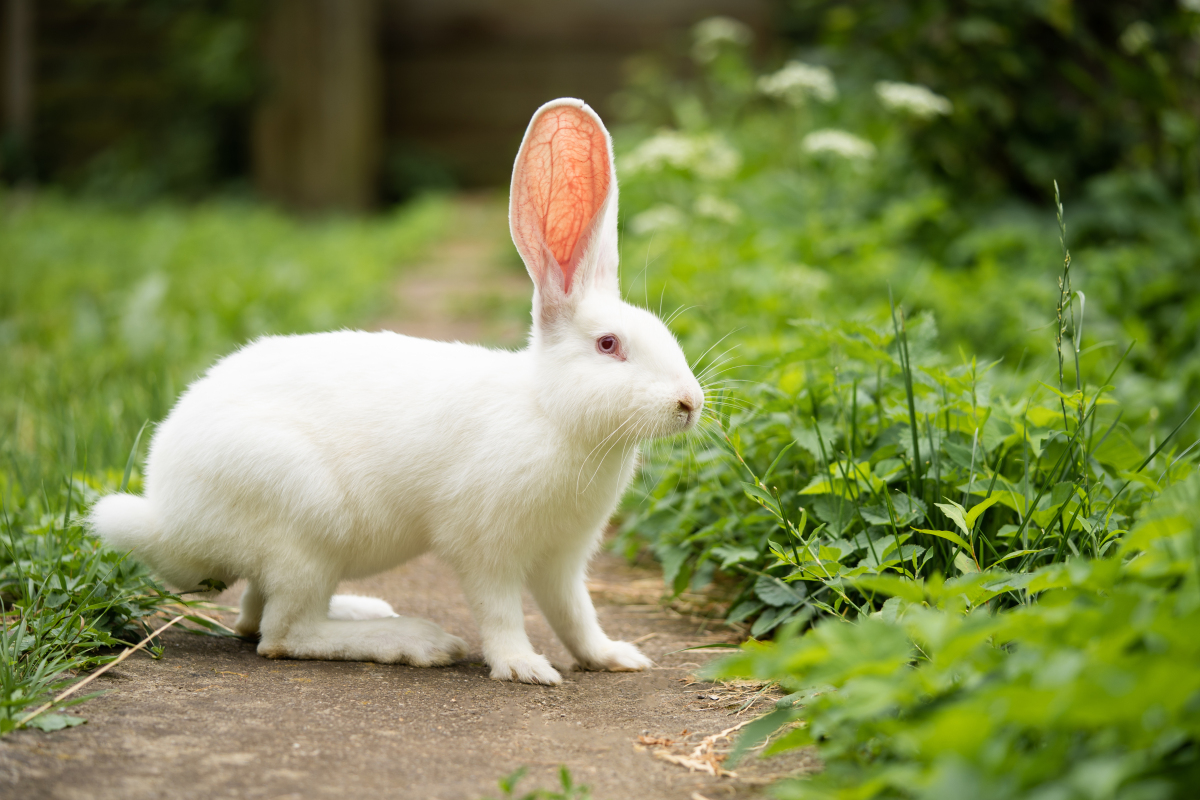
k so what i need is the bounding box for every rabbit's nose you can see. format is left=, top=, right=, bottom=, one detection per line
left=677, top=399, right=695, bottom=415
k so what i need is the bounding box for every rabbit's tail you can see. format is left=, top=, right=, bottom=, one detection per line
left=89, top=494, right=233, bottom=591
left=90, top=493, right=159, bottom=555
left=89, top=493, right=193, bottom=584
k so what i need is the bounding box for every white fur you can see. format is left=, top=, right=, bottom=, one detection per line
left=89, top=98, right=703, bottom=685
left=328, top=595, right=399, bottom=621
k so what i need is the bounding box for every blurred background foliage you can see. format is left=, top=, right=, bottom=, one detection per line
left=4, top=0, right=263, bottom=198
left=612, top=1, right=1200, bottom=435
left=779, top=1, right=1200, bottom=201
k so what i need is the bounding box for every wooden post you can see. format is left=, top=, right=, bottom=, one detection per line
left=3, top=0, right=33, bottom=180
left=252, top=0, right=381, bottom=212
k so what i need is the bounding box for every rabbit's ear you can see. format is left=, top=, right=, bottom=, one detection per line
left=510, top=99, right=618, bottom=314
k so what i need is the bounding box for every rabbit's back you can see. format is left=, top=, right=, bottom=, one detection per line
left=142, top=331, right=546, bottom=579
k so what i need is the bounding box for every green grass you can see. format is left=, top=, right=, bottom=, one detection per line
left=0, top=191, right=450, bottom=732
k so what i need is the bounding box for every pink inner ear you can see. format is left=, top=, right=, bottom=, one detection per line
left=514, top=105, right=611, bottom=293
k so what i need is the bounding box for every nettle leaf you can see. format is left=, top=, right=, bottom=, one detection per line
left=749, top=606, right=782, bottom=637
left=861, top=492, right=927, bottom=527
left=1026, top=405, right=1064, bottom=429
left=711, top=544, right=759, bottom=569
left=811, top=495, right=856, bottom=535
left=853, top=574, right=925, bottom=603
left=875, top=595, right=905, bottom=622
left=915, top=527, right=972, bottom=551
left=750, top=602, right=805, bottom=638
left=873, top=457, right=907, bottom=484
left=654, top=542, right=688, bottom=588
left=26, top=713, right=86, bottom=732
left=965, top=496, right=1000, bottom=529
left=1043, top=481, right=1076, bottom=509
left=936, top=500, right=971, bottom=536
left=1092, top=427, right=1143, bottom=471
left=726, top=599, right=765, bottom=624
left=943, top=439, right=978, bottom=470
left=742, top=483, right=782, bottom=517
left=755, top=574, right=806, bottom=606
left=954, top=551, right=980, bottom=574
left=792, top=420, right=839, bottom=459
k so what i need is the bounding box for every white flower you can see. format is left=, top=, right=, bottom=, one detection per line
left=621, top=132, right=694, bottom=172
left=630, top=205, right=686, bottom=236
left=620, top=131, right=741, bottom=180
left=758, top=61, right=837, bottom=105
left=692, top=16, right=752, bottom=63
left=801, top=129, right=876, bottom=160
left=874, top=81, right=953, bottom=118
left=692, top=137, right=741, bottom=180
left=694, top=194, right=741, bottom=224
left=1120, top=21, right=1154, bottom=54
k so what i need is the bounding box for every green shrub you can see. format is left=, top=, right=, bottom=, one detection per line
left=613, top=20, right=1200, bottom=796
left=710, top=472, right=1200, bottom=799
left=621, top=291, right=1194, bottom=635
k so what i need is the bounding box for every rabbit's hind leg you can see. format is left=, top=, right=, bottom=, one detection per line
left=234, top=582, right=264, bottom=637
left=256, top=577, right=468, bottom=666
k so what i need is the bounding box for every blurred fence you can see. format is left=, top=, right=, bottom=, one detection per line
left=0, top=0, right=768, bottom=211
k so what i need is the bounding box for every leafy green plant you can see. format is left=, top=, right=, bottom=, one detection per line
left=1, top=475, right=177, bottom=733
left=614, top=19, right=1198, bottom=640
left=709, top=472, right=1200, bottom=799
left=622, top=271, right=1194, bottom=633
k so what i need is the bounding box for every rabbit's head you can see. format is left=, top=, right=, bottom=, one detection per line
left=510, top=99, right=703, bottom=444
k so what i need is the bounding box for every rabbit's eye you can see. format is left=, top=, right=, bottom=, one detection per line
left=596, top=334, right=624, bottom=360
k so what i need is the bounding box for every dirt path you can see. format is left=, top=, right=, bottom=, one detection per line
left=377, top=193, right=530, bottom=348
left=0, top=197, right=817, bottom=799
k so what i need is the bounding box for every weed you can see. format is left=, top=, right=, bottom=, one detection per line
left=484, top=766, right=591, bottom=800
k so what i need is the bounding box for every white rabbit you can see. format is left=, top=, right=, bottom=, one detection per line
left=89, top=98, right=704, bottom=685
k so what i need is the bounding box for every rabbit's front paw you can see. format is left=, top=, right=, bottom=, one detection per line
left=576, top=640, right=653, bottom=672
left=489, top=653, right=563, bottom=685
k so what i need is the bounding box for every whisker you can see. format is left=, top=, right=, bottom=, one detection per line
left=696, top=354, right=753, bottom=383
left=690, top=329, right=743, bottom=373
left=583, top=412, right=654, bottom=494
left=576, top=412, right=641, bottom=495
left=664, top=304, right=695, bottom=326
